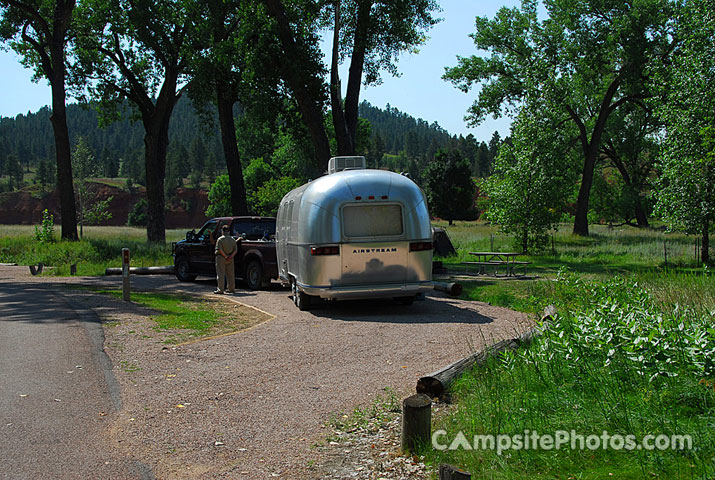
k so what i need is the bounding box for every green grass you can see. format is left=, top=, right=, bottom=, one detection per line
left=80, top=287, right=272, bottom=343
left=435, top=221, right=703, bottom=277
left=98, top=289, right=221, bottom=332
left=421, top=275, right=715, bottom=479
left=0, top=225, right=186, bottom=275
left=424, top=221, right=715, bottom=478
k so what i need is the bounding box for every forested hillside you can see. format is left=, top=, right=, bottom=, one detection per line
left=0, top=98, right=500, bottom=183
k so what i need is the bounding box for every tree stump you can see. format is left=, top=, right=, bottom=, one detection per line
left=401, top=393, right=431, bottom=453
left=439, top=464, right=471, bottom=480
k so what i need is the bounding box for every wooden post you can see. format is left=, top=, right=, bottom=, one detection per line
left=70, top=263, right=77, bottom=275
left=439, top=464, right=471, bottom=480
left=122, top=248, right=130, bottom=302
left=401, top=394, right=431, bottom=454
left=551, top=234, right=555, bottom=256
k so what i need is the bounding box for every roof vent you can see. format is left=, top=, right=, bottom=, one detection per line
left=328, top=156, right=366, bottom=174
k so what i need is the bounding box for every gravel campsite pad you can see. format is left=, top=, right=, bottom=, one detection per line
left=2, top=266, right=531, bottom=479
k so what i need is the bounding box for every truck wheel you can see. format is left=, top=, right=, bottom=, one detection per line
left=175, top=257, right=196, bottom=282
left=395, top=295, right=415, bottom=305
left=245, top=260, right=263, bottom=290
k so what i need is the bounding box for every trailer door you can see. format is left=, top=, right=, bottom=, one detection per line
left=340, top=204, right=408, bottom=285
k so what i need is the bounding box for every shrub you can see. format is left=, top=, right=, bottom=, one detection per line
left=34, top=209, right=55, bottom=243
left=127, top=198, right=148, bottom=226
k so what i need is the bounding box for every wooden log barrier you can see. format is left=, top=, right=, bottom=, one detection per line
left=439, top=464, right=471, bottom=480
left=104, top=265, right=175, bottom=276
left=401, top=393, right=432, bottom=454
left=416, top=306, right=555, bottom=398
left=433, top=281, right=463, bottom=296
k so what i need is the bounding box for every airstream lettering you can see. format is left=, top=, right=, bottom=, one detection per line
left=276, top=156, right=433, bottom=310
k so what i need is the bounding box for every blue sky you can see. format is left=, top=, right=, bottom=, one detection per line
left=0, top=0, right=516, bottom=142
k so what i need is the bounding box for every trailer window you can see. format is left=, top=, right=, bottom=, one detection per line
left=343, top=205, right=403, bottom=237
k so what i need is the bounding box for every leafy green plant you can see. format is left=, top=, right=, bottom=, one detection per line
left=206, top=174, right=231, bottom=218
left=422, top=274, right=715, bottom=478
left=33, top=209, right=55, bottom=243
left=128, top=198, right=148, bottom=227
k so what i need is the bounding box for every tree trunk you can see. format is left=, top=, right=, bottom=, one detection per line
left=216, top=81, right=248, bottom=215
left=343, top=0, right=372, bottom=154
left=572, top=150, right=597, bottom=236
left=264, top=0, right=332, bottom=177
left=703, top=219, right=710, bottom=265
left=49, top=41, right=78, bottom=241
left=330, top=0, right=352, bottom=156
left=633, top=196, right=649, bottom=228
left=143, top=123, right=168, bottom=243
left=609, top=154, right=650, bottom=228
left=570, top=79, right=621, bottom=237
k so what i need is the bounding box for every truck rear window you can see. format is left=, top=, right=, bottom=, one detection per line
left=343, top=204, right=403, bottom=237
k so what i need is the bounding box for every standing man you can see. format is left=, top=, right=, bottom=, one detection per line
left=214, top=224, right=238, bottom=294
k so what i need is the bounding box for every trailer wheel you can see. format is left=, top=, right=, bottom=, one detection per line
left=395, top=295, right=415, bottom=305
left=295, top=290, right=312, bottom=311
left=245, top=260, right=263, bottom=290
left=175, top=257, right=196, bottom=282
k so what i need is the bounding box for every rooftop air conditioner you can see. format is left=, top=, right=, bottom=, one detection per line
left=327, top=156, right=366, bottom=174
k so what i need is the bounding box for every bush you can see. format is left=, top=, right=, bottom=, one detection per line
left=127, top=198, right=148, bottom=226
left=253, top=177, right=301, bottom=216
left=34, top=209, right=55, bottom=243
left=206, top=174, right=231, bottom=218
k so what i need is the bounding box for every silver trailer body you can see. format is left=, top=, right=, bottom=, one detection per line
left=276, top=165, right=433, bottom=302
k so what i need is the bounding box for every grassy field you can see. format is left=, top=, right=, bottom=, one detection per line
left=0, top=225, right=186, bottom=276
left=424, top=221, right=714, bottom=479
left=432, top=221, right=713, bottom=315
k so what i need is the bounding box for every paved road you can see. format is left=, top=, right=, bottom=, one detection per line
left=0, top=282, right=152, bottom=480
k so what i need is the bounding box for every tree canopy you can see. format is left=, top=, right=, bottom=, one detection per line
left=444, top=0, right=672, bottom=236
left=653, top=0, right=715, bottom=264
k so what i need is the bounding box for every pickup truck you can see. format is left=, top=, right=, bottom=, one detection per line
left=172, top=216, right=278, bottom=290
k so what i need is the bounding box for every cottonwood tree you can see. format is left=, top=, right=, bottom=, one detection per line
left=485, top=106, right=574, bottom=252
left=654, top=0, right=715, bottom=264
left=444, top=0, right=672, bottom=236
left=72, top=137, right=111, bottom=238
left=0, top=0, right=78, bottom=239
left=600, top=105, right=659, bottom=227
left=263, top=0, right=439, bottom=172
left=328, top=0, right=439, bottom=156
left=422, top=149, right=474, bottom=226
left=263, top=0, right=331, bottom=176
left=73, top=0, right=204, bottom=242
left=188, top=1, right=286, bottom=215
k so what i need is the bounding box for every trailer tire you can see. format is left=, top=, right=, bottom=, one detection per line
left=245, top=260, right=263, bottom=290
left=395, top=295, right=415, bottom=305
left=175, top=257, right=196, bottom=282
left=295, top=290, right=312, bottom=311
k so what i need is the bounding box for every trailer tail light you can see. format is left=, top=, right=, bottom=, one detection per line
left=409, top=241, right=433, bottom=252
left=310, top=246, right=340, bottom=256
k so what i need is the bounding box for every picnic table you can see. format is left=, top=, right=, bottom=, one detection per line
left=462, top=251, right=531, bottom=277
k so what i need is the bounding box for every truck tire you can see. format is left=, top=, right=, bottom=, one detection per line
left=175, top=257, right=197, bottom=282
left=395, top=295, right=415, bottom=305
left=245, top=260, right=263, bottom=290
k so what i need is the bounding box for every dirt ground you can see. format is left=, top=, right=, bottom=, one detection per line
left=1, top=266, right=532, bottom=479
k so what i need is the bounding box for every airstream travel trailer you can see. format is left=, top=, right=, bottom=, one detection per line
left=276, top=156, right=433, bottom=310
